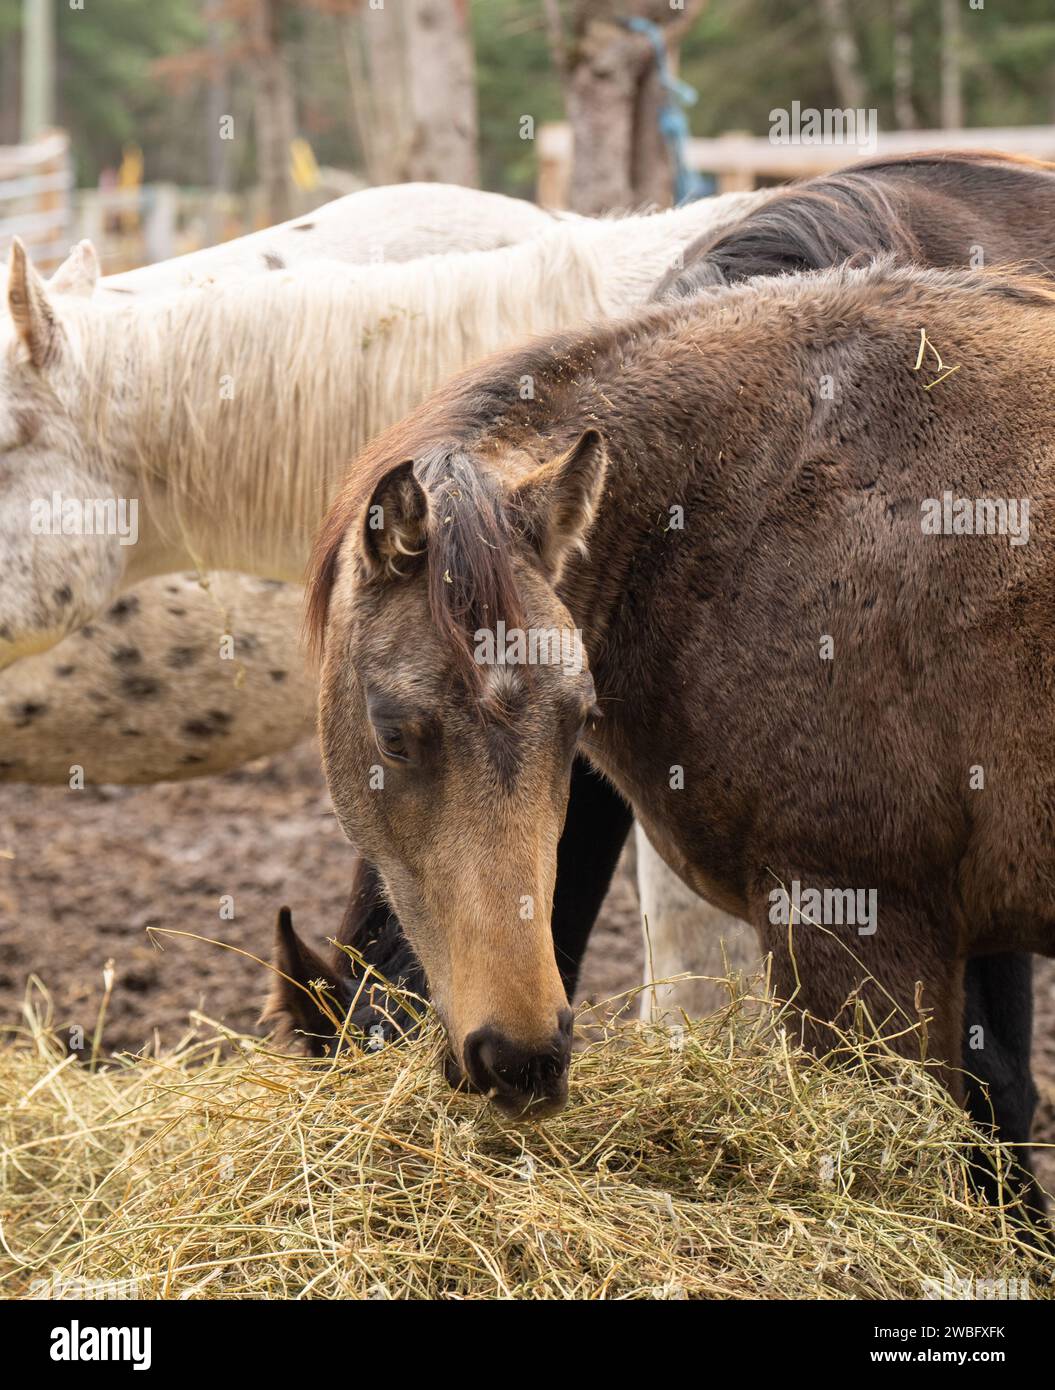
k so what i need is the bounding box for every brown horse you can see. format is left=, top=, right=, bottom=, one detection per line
left=306, top=258, right=1055, bottom=1134
left=654, top=149, right=1055, bottom=300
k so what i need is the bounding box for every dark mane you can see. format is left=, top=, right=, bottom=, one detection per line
left=655, top=175, right=918, bottom=300
left=306, top=319, right=632, bottom=666
left=305, top=347, right=546, bottom=672
left=654, top=149, right=1055, bottom=302
left=847, top=148, right=1055, bottom=176
left=416, top=446, right=525, bottom=695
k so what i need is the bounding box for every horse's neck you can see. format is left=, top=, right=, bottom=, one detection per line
left=556, top=309, right=802, bottom=667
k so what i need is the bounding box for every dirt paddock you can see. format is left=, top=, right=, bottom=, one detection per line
left=1, top=741, right=1053, bottom=1193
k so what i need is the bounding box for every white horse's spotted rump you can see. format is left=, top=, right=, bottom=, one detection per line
left=0, top=573, right=315, bottom=783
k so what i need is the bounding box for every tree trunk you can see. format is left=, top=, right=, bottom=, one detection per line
left=892, top=0, right=917, bottom=131
left=404, top=0, right=478, bottom=184
left=206, top=17, right=232, bottom=245
left=818, top=0, right=866, bottom=110
left=561, top=0, right=706, bottom=216
left=631, top=53, right=672, bottom=209
left=0, top=35, right=20, bottom=145
left=565, top=17, right=644, bottom=213
left=250, top=0, right=297, bottom=224
left=342, top=3, right=411, bottom=184
left=940, top=0, right=964, bottom=130
left=345, top=0, right=478, bottom=187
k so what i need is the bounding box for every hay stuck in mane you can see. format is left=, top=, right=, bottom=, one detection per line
left=0, top=979, right=1050, bottom=1301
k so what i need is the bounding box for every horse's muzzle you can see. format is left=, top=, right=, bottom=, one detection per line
left=456, top=1009, right=574, bottom=1119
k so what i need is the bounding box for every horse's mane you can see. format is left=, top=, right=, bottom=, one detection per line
left=654, top=149, right=1055, bottom=302
left=656, top=176, right=918, bottom=298
left=64, top=228, right=610, bottom=571
left=305, top=339, right=550, bottom=672
left=416, top=446, right=526, bottom=694
left=307, top=257, right=1055, bottom=669
left=314, top=434, right=528, bottom=698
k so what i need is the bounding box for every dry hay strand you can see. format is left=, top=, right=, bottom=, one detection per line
left=0, top=977, right=1050, bottom=1300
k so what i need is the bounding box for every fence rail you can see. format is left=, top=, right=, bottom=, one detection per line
left=537, top=122, right=1055, bottom=204
left=1, top=130, right=361, bottom=277
left=0, top=129, right=72, bottom=271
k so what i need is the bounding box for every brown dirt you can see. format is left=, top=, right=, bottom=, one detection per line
left=1, top=743, right=1052, bottom=1190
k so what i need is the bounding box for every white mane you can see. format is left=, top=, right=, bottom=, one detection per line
left=58, top=190, right=768, bottom=579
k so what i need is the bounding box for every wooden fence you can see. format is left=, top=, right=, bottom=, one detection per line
left=0, top=129, right=73, bottom=273
left=1, top=129, right=363, bottom=276
left=537, top=122, right=1055, bottom=205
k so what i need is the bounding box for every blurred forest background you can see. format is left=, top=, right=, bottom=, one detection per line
left=3, top=1, right=1055, bottom=192
left=3, top=0, right=1055, bottom=267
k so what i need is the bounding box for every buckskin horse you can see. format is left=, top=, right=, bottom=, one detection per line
left=279, top=153, right=1055, bottom=1220
left=1, top=186, right=765, bottom=1056
left=303, top=259, right=1055, bottom=1235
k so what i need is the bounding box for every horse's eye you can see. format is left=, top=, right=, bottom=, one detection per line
left=374, top=725, right=409, bottom=762
left=577, top=702, right=603, bottom=739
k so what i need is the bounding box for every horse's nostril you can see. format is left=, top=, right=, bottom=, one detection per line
left=462, top=1020, right=572, bottom=1114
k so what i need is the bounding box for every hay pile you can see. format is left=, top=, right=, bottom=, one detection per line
left=0, top=981, right=1050, bottom=1300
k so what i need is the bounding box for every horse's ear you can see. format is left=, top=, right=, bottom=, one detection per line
left=508, top=428, right=607, bottom=578
left=7, top=237, right=62, bottom=367
left=259, top=907, right=343, bottom=1055
left=49, top=239, right=100, bottom=298
left=359, top=458, right=429, bottom=578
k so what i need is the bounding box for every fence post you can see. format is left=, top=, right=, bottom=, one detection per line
left=145, top=183, right=178, bottom=264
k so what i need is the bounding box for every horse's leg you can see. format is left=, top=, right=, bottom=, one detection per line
left=634, top=850, right=1041, bottom=1235
left=756, top=896, right=1049, bottom=1233
left=636, top=828, right=762, bottom=1021
left=756, top=894, right=965, bottom=1098
left=551, top=759, right=633, bottom=996
left=962, top=953, right=1047, bottom=1226
left=266, top=757, right=633, bottom=1048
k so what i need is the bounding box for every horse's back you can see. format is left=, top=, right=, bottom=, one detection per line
left=101, top=184, right=553, bottom=297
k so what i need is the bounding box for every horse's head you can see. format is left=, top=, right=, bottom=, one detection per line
left=313, top=429, right=607, bottom=1118
left=1, top=237, right=129, bottom=668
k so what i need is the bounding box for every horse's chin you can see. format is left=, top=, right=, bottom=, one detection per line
left=489, top=1085, right=569, bottom=1124
left=441, top=1042, right=570, bottom=1123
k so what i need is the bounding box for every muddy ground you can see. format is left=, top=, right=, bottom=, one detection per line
left=1, top=741, right=1053, bottom=1192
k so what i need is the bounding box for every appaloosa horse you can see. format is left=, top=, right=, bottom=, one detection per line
left=0, top=182, right=562, bottom=778
left=305, top=260, right=1055, bottom=1239
left=0, top=189, right=764, bottom=669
